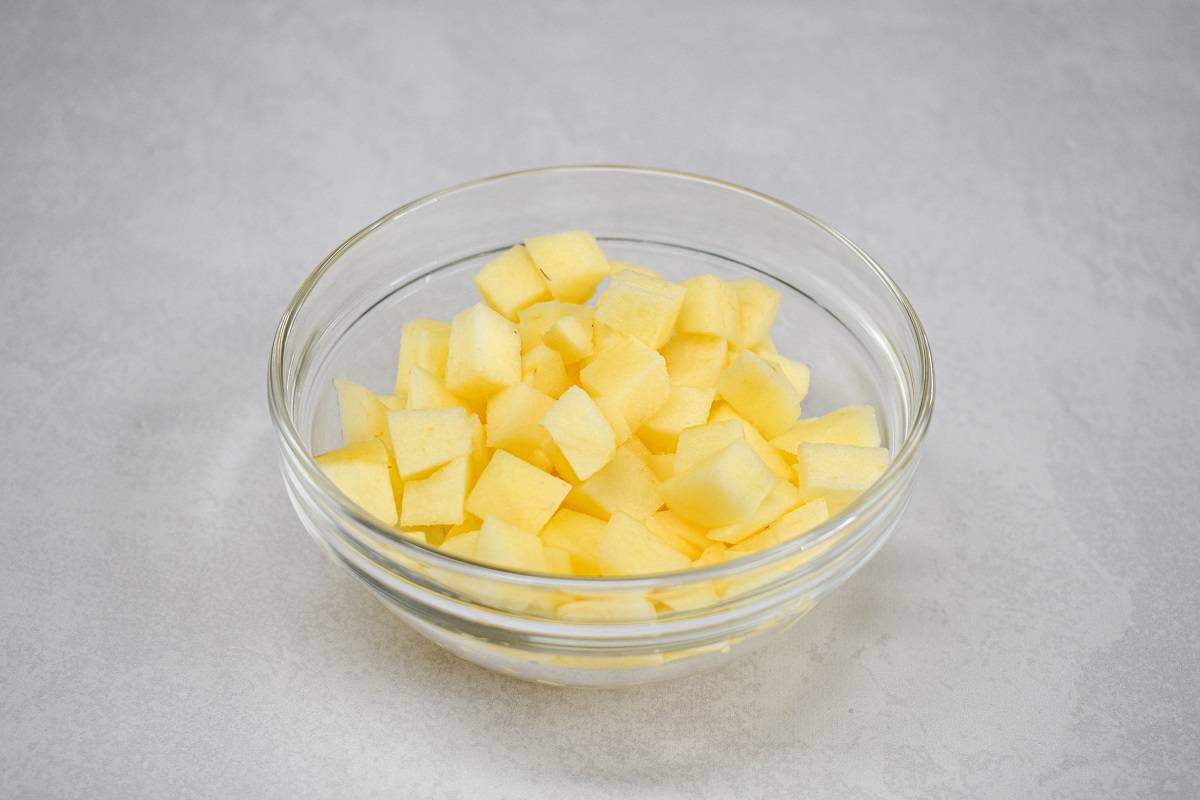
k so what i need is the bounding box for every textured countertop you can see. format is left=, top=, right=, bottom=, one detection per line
left=3, top=2, right=1197, bottom=798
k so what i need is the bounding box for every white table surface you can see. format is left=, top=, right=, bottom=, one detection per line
left=3, top=2, right=1197, bottom=797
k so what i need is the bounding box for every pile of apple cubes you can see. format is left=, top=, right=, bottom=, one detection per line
left=316, top=230, right=887, bottom=591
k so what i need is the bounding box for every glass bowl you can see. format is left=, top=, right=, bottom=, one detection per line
left=268, top=166, right=933, bottom=687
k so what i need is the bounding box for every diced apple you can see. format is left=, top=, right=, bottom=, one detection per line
left=662, top=440, right=774, bottom=526
left=474, top=516, right=548, bottom=572
left=676, top=275, right=741, bottom=344
left=731, top=278, right=781, bottom=348
left=651, top=583, right=721, bottom=611
left=709, top=402, right=793, bottom=480
left=706, top=479, right=802, bottom=544
left=314, top=439, right=398, bottom=525
left=564, top=444, right=663, bottom=521
left=445, top=512, right=482, bottom=541
left=795, top=442, right=889, bottom=507
left=579, top=337, right=670, bottom=431
left=557, top=595, right=657, bottom=621
left=542, top=545, right=574, bottom=575
left=716, top=350, right=802, bottom=438
left=730, top=498, right=829, bottom=553
left=692, top=542, right=728, bottom=567
left=644, top=513, right=702, bottom=559
left=673, top=419, right=744, bottom=475
left=473, top=244, right=551, bottom=321
left=645, top=453, right=674, bottom=481
left=406, top=366, right=466, bottom=410
left=466, top=450, right=571, bottom=534
left=439, top=529, right=479, bottom=558
left=445, top=303, right=521, bottom=401
left=758, top=352, right=811, bottom=400
left=521, top=344, right=571, bottom=398
left=646, top=510, right=711, bottom=552
left=637, top=386, right=715, bottom=453
left=377, top=394, right=404, bottom=411
left=485, top=382, right=555, bottom=464
left=594, top=270, right=687, bottom=349
left=771, top=405, right=881, bottom=455
left=595, top=394, right=633, bottom=444
left=387, top=406, right=472, bottom=480
left=517, top=300, right=578, bottom=352
left=524, top=230, right=610, bottom=303
left=539, top=508, right=607, bottom=576
left=393, top=319, right=450, bottom=397
left=543, top=312, right=594, bottom=365
left=598, top=512, right=691, bottom=576
left=661, top=334, right=727, bottom=389
left=541, top=386, right=616, bottom=481
left=400, top=455, right=469, bottom=527
left=334, top=378, right=390, bottom=445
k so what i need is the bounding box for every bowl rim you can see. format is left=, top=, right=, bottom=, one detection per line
left=268, top=164, right=935, bottom=590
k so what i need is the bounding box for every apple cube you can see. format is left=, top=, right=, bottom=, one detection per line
left=439, top=529, right=479, bottom=557
left=716, top=350, right=802, bottom=438
left=557, top=595, right=657, bottom=621
left=334, top=378, right=390, bottom=445
left=730, top=498, right=829, bottom=553
left=564, top=444, right=663, bottom=521
left=661, top=334, right=727, bottom=389
left=387, top=406, right=471, bottom=480
left=663, top=440, right=774, bottom=526
left=543, top=312, right=594, bottom=365
left=647, top=510, right=711, bottom=552
left=393, top=319, right=450, bottom=397
left=692, top=542, right=728, bottom=567
left=595, top=394, right=633, bottom=444
left=637, top=386, right=715, bottom=453
left=676, top=275, right=741, bottom=344
left=485, top=382, right=555, bottom=463
left=706, top=479, right=802, bottom=544
left=518, top=300, right=586, bottom=352
left=466, top=450, right=570, bottom=534
left=598, top=512, right=691, bottom=576
left=445, top=303, right=521, bottom=401
left=314, top=439, right=398, bottom=525
left=524, top=230, right=610, bottom=303
left=731, top=278, right=781, bottom=348
left=521, top=344, right=571, bottom=398
left=673, top=419, right=743, bottom=475
left=757, top=352, right=811, bottom=400
left=473, top=244, right=550, bottom=321
left=795, top=443, right=889, bottom=507
left=594, top=270, right=687, bottom=349
left=542, top=545, right=574, bottom=575
left=579, top=337, right=670, bottom=431
left=643, top=513, right=702, bottom=560
left=541, top=386, right=616, bottom=481
left=645, top=453, right=674, bottom=481
left=539, top=508, right=607, bottom=576
left=400, top=455, right=469, bottom=527
left=771, top=405, right=882, bottom=455
left=406, top=366, right=466, bottom=410
left=377, top=394, right=404, bottom=411
left=709, top=402, right=793, bottom=480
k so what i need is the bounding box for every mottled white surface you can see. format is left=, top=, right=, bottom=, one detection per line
left=2, top=2, right=1197, bottom=798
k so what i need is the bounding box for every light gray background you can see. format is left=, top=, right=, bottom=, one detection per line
left=3, top=2, right=1197, bottom=798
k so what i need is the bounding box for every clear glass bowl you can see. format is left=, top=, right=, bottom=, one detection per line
left=268, top=166, right=934, bottom=687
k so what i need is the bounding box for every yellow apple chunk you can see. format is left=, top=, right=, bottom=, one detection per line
left=661, top=333, right=727, bottom=389
left=473, top=244, right=551, bottom=321
left=716, top=350, right=802, bottom=438
left=637, top=386, right=715, bottom=453
left=386, top=406, right=472, bottom=480
left=564, top=444, right=662, bottom=521
left=598, top=512, right=691, bottom=576
left=731, top=278, right=781, bottom=348
left=334, top=378, right=390, bottom=445
left=393, top=319, right=450, bottom=397
left=539, top=508, right=607, bottom=576
left=579, top=337, right=670, bottom=431
left=676, top=274, right=741, bottom=344
left=521, top=344, right=571, bottom=398
left=314, top=439, right=398, bottom=525
left=662, top=440, right=774, bottom=526
left=444, top=303, right=521, bottom=401
left=400, top=455, right=469, bottom=527
left=794, top=442, right=889, bottom=507
left=466, top=450, right=571, bottom=534
left=771, top=405, right=882, bottom=455
left=524, top=230, right=611, bottom=303
left=594, top=270, right=687, bottom=349
left=730, top=498, right=830, bottom=553
left=541, top=386, right=616, bottom=481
